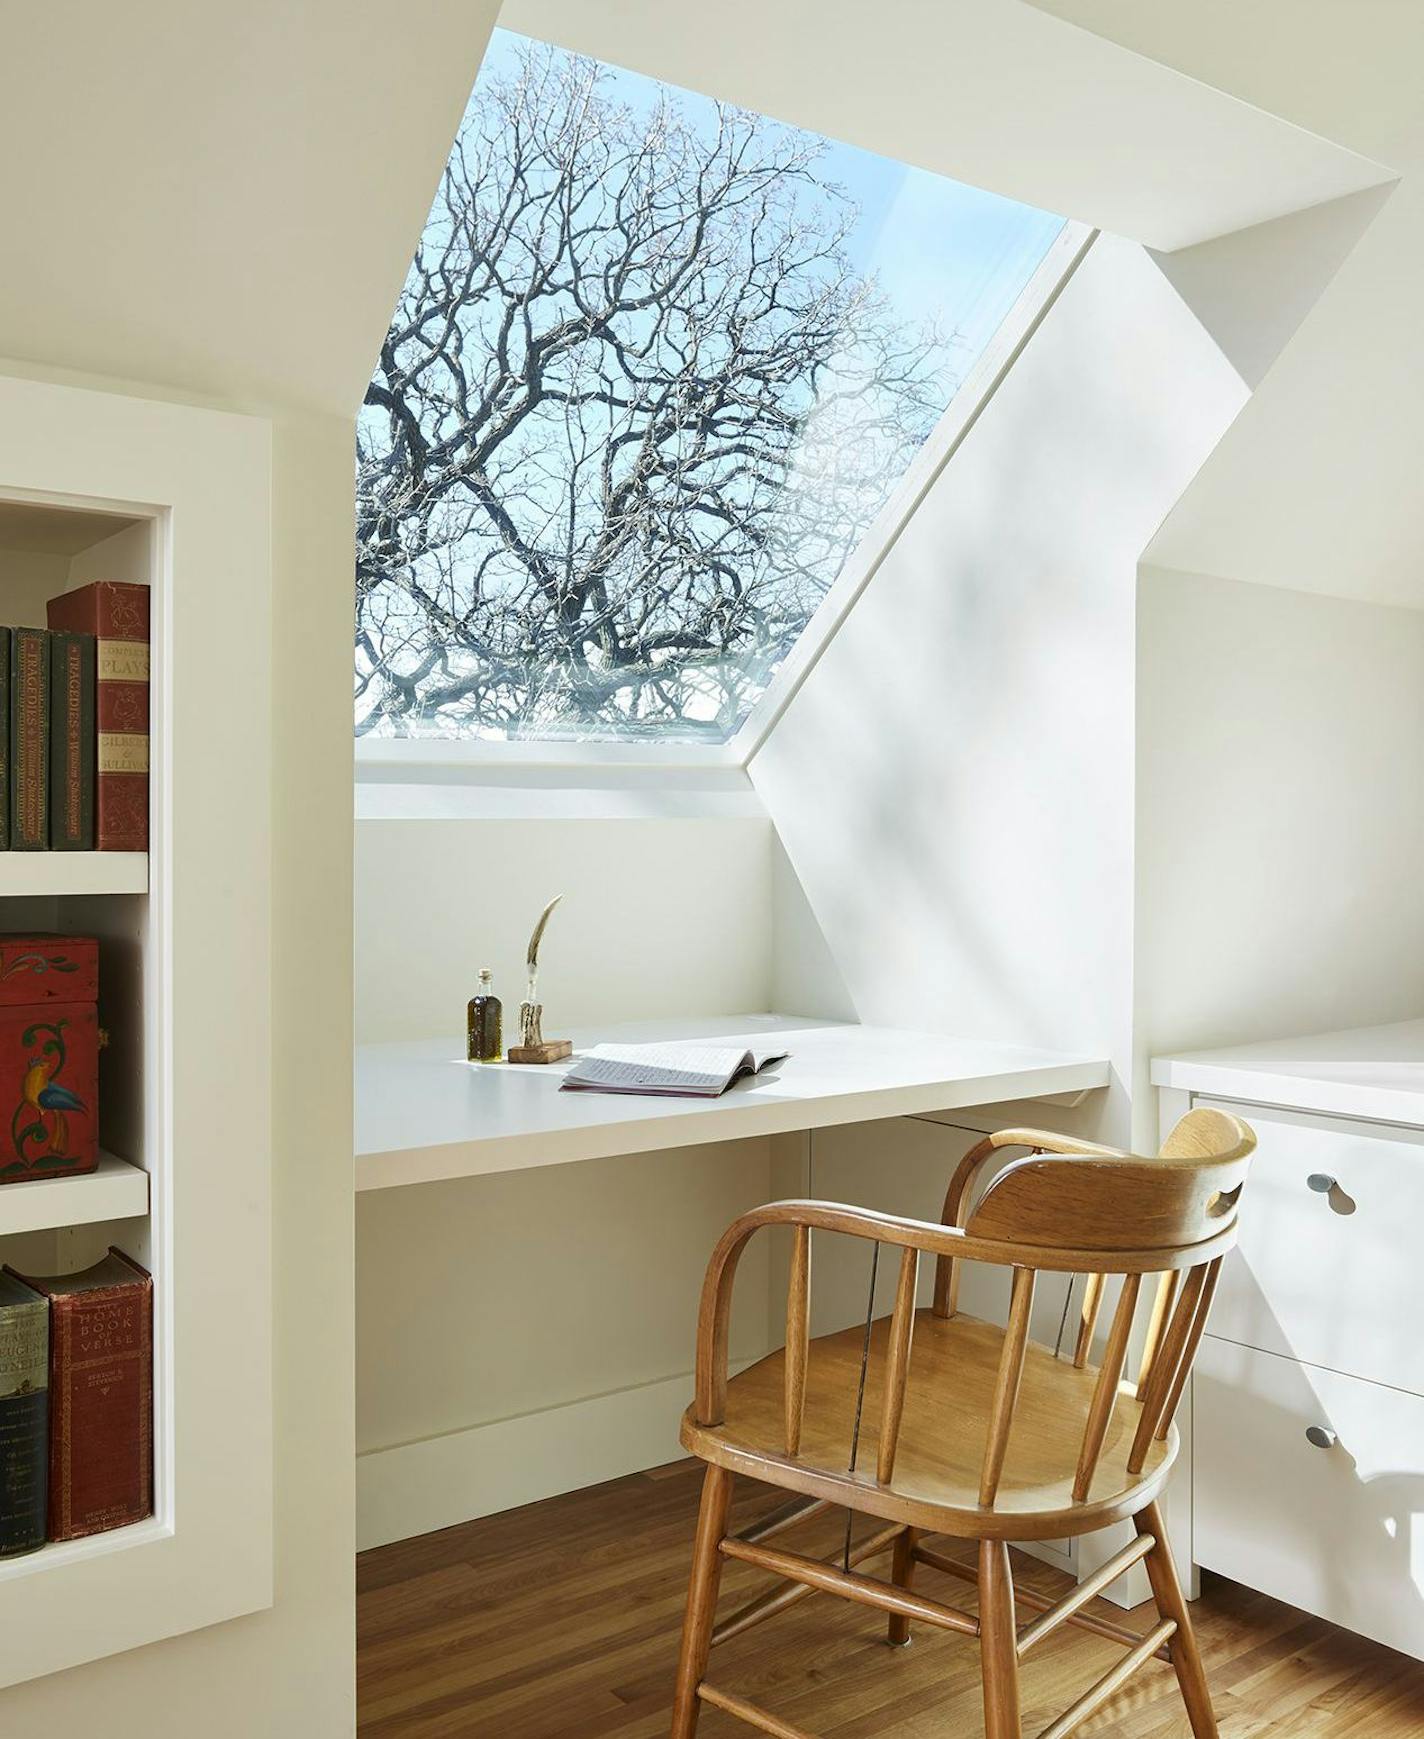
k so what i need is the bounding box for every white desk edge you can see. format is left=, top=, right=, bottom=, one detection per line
left=355, top=1015, right=1113, bottom=1192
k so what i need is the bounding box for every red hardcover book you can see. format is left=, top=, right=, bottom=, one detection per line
left=4, top=1250, right=152, bottom=1542
left=0, top=934, right=99, bottom=1183
left=46, top=582, right=149, bottom=852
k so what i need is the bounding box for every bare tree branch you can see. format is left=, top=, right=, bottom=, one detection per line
left=355, top=39, right=948, bottom=740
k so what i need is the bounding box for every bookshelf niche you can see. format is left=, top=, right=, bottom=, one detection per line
left=0, top=378, right=272, bottom=1691
left=0, top=496, right=161, bottom=1582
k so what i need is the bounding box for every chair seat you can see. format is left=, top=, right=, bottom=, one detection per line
left=680, top=1309, right=1175, bottom=1541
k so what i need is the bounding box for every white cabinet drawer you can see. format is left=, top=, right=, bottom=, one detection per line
left=1194, top=1336, right=1424, bottom=1660
left=1201, top=1099, right=1424, bottom=1394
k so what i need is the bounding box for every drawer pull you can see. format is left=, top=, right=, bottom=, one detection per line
left=1306, top=1174, right=1357, bottom=1215
left=1305, top=1425, right=1338, bottom=1450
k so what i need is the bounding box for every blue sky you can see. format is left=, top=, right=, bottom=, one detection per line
left=829, top=147, right=1065, bottom=369
left=476, top=28, right=1064, bottom=386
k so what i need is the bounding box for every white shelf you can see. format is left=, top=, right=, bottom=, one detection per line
left=0, top=1150, right=148, bottom=1236
left=0, top=1518, right=170, bottom=1586
left=0, top=852, right=147, bottom=897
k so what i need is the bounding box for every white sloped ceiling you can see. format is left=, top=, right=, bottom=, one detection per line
left=505, top=0, right=1388, bottom=249
left=0, top=0, right=501, bottom=416
left=1029, top=0, right=1424, bottom=607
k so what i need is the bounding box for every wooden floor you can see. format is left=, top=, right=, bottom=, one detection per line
left=358, top=1460, right=1424, bottom=1737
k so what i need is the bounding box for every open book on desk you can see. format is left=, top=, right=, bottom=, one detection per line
left=559, top=1041, right=789, bottom=1098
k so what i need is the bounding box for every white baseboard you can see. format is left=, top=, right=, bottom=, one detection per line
left=357, top=1375, right=1101, bottom=1582
left=357, top=1369, right=703, bottom=1551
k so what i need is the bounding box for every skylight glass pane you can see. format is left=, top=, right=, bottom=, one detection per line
left=356, top=30, right=1064, bottom=744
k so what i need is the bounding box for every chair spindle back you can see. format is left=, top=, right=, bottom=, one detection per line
left=694, top=1108, right=1255, bottom=1514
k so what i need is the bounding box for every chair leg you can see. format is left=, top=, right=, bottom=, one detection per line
left=887, top=1526, right=919, bottom=1646
left=670, top=1465, right=735, bottom=1739
left=978, top=1539, right=1022, bottom=1739
left=1135, top=1501, right=1218, bottom=1739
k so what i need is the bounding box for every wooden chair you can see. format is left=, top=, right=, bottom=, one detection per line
left=669, top=1107, right=1256, bottom=1739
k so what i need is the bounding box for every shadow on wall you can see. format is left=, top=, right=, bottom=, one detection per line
left=771, top=834, right=857, bottom=1020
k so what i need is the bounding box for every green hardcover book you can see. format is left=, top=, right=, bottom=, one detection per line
left=48, top=630, right=95, bottom=851
left=9, top=628, right=50, bottom=851
left=0, top=627, right=10, bottom=851
left=0, top=1271, right=48, bottom=1557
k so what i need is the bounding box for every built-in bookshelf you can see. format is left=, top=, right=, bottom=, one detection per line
left=0, top=497, right=157, bottom=1601
left=0, top=375, right=273, bottom=1690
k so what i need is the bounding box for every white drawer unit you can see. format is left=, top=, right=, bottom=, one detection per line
left=1154, top=1020, right=1424, bottom=1662
left=1200, top=1100, right=1424, bottom=1395
left=1194, top=1337, right=1424, bottom=1659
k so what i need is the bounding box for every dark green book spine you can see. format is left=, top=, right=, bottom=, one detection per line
left=0, top=1276, right=48, bottom=1558
left=48, top=630, right=95, bottom=850
left=9, top=628, right=50, bottom=851
left=0, top=627, right=10, bottom=851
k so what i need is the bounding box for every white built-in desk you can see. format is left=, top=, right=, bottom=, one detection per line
left=356, top=1013, right=1111, bottom=1191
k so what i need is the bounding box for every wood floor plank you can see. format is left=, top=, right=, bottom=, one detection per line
left=358, top=1459, right=1424, bottom=1737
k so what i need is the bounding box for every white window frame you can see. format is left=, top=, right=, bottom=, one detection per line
left=354, top=220, right=1095, bottom=785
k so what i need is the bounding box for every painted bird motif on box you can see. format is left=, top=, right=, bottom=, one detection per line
left=10, top=1020, right=87, bottom=1165
left=23, top=1051, right=86, bottom=1154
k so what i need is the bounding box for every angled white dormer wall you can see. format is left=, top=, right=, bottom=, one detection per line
left=751, top=234, right=1252, bottom=1144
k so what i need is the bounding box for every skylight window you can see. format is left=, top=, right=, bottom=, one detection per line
left=356, top=30, right=1064, bottom=745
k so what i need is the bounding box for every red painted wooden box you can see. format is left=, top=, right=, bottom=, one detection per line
left=0, top=935, right=99, bottom=1183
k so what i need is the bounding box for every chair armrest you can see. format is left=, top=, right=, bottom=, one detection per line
left=694, top=1200, right=971, bottom=1425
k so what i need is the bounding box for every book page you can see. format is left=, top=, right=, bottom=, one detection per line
left=560, top=1041, right=789, bottom=1097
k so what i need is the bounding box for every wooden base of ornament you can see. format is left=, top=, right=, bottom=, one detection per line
left=508, top=1038, right=573, bottom=1065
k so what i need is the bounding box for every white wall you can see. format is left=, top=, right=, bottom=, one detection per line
left=352, top=805, right=782, bottom=1545
left=356, top=1135, right=776, bottom=1545
left=1134, top=564, right=1424, bottom=1121
left=771, top=835, right=857, bottom=1021
left=354, top=812, right=773, bottom=1042
left=752, top=236, right=1250, bottom=1146
left=0, top=548, right=68, bottom=625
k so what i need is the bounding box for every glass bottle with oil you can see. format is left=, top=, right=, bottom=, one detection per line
left=467, top=968, right=503, bottom=1062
